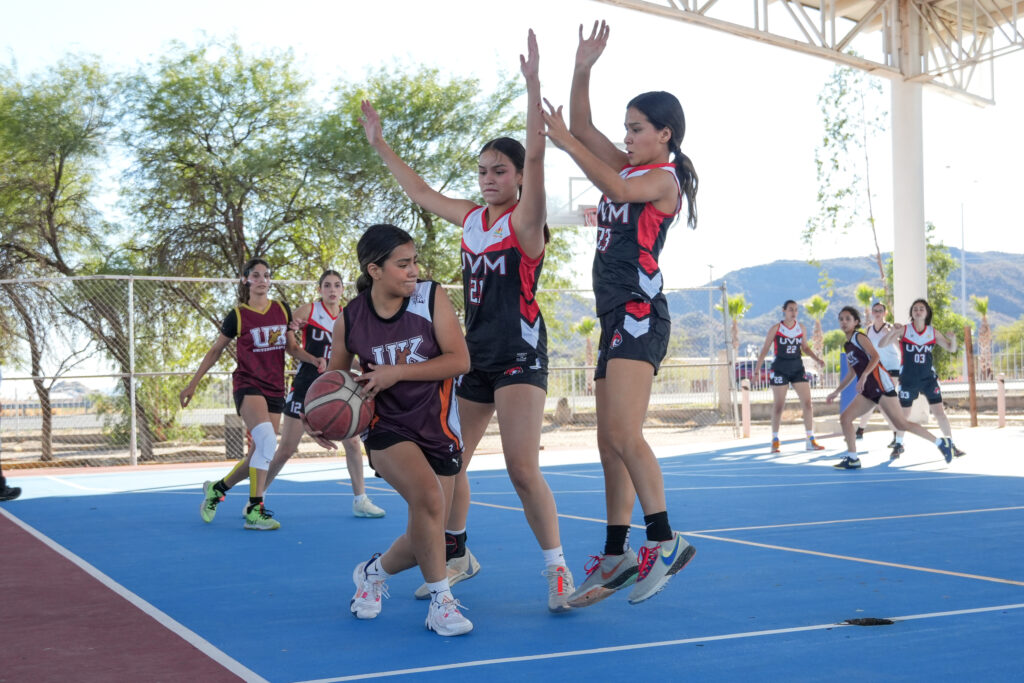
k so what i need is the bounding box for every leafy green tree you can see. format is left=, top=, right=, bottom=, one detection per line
left=121, top=38, right=322, bottom=278
left=805, top=62, right=888, bottom=300
left=716, top=294, right=752, bottom=355
left=804, top=295, right=830, bottom=362
left=855, top=282, right=876, bottom=321
left=884, top=223, right=970, bottom=379
left=971, top=295, right=992, bottom=380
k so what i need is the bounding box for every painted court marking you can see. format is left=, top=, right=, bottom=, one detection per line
left=293, top=602, right=1024, bottom=682
left=0, top=508, right=268, bottom=683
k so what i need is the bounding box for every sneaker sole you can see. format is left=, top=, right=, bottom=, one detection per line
left=566, top=567, right=639, bottom=608
left=426, top=618, right=473, bottom=636
left=627, top=544, right=697, bottom=605
left=243, top=521, right=280, bottom=530
left=414, top=553, right=481, bottom=600
left=353, top=509, right=386, bottom=518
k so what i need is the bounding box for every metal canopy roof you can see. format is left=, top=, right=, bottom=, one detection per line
left=594, top=0, right=1024, bottom=103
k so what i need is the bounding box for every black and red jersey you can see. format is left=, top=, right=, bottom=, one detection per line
left=592, top=163, right=681, bottom=319
left=293, top=300, right=337, bottom=388
left=343, top=280, right=462, bottom=457
left=899, top=324, right=938, bottom=385
left=773, top=321, right=805, bottom=362
left=220, top=299, right=292, bottom=397
left=460, top=204, right=546, bottom=371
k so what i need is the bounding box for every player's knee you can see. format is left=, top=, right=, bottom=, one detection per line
left=249, top=421, right=276, bottom=471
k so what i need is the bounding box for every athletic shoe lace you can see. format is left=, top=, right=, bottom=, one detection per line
left=253, top=504, right=274, bottom=519
left=636, top=546, right=658, bottom=581
left=582, top=555, right=603, bottom=577
left=365, top=575, right=390, bottom=601
left=433, top=595, right=467, bottom=615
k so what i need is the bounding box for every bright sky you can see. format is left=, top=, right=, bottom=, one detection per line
left=3, top=0, right=1023, bottom=289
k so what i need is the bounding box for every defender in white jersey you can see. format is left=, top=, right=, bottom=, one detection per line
left=879, top=298, right=965, bottom=461
left=754, top=300, right=826, bottom=454
left=360, top=31, right=576, bottom=612
left=540, top=21, right=698, bottom=607
left=856, top=302, right=901, bottom=447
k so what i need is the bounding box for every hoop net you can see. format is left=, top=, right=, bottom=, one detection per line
left=582, top=206, right=598, bottom=227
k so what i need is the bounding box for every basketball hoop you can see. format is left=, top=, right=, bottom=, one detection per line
left=581, top=205, right=598, bottom=227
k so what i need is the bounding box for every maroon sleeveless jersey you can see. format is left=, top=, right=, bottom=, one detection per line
left=220, top=300, right=291, bottom=396
left=342, top=281, right=462, bottom=460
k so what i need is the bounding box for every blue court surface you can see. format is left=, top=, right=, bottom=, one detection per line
left=4, top=426, right=1024, bottom=682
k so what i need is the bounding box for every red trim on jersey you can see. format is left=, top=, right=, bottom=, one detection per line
left=460, top=205, right=519, bottom=255
left=625, top=300, right=651, bottom=319
left=437, top=378, right=462, bottom=451
left=518, top=255, right=543, bottom=324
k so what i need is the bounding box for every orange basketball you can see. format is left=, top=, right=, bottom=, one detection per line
left=304, top=370, right=375, bottom=440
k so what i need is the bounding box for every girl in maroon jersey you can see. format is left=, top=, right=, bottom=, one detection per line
left=360, top=30, right=575, bottom=612
left=265, top=269, right=386, bottom=519
left=308, top=224, right=473, bottom=636
left=540, top=20, right=698, bottom=606
left=180, top=258, right=299, bottom=530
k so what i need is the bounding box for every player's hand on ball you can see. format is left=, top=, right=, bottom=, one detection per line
left=301, top=413, right=337, bottom=450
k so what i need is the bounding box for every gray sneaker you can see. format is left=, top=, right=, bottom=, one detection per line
left=566, top=549, right=639, bottom=608
left=544, top=564, right=575, bottom=613
left=414, top=548, right=481, bottom=599
left=353, top=495, right=386, bottom=518
left=627, top=532, right=696, bottom=605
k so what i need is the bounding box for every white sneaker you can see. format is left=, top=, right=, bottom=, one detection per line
left=544, top=564, right=575, bottom=613
left=414, top=548, right=481, bottom=599
left=350, top=555, right=388, bottom=619
left=353, top=495, right=386, bottom=518
left=425, top=595, right=473, bottom=636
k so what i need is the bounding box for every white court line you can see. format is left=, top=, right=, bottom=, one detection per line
left=44, top=475, right=119, bottom=492
left=291, top=602, right=1024, bottom=682
left=695, top=505, right=1024, bottom=534
left=0, top=507, right=269, bottom=683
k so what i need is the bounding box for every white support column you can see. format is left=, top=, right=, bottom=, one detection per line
left=890, top=78, right=928, bottom=320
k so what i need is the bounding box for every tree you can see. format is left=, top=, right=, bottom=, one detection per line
left=121, top=38, right=323, bottom=278
left=855, top=282, right=875, bottom=321
left=884, top=223, right=970, bottom=379
left=971, top=295, right=992, bottom=380
left=804, top=295, right=830, bottom=363
left=716, top=294, right=752, bottom=355
left=804, top=62, right=888, bottom=300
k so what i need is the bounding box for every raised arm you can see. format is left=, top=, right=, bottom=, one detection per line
left=510, top=28, right=547, bottom=260
left=361, top=100, right=476, bottom=227
left=541, top=100, right=677, bottom=208
left=569, top=21, right=628, bottom=169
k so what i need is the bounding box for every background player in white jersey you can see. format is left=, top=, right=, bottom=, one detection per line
left=265, top=269, right=385, bottom=518
left=540, top=21, right=698, bottom=606
left=754, top=299, right=826, bottom=454
left=307, top=224, right=473, bottom=636
left=360, top=30, right=575, bottom=612
left=827, top=306, right=953, bottom=469
left=856, top=302, right=901, bottom=448
left=880, top=298, right=965, bottom=461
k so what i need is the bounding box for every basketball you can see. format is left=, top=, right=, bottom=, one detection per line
left=304, top=370, right=375, bottom=440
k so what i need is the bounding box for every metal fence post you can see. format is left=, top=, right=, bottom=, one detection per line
left=720, top=284, right=740, bottom=436
left=997, top=372, right=1006, bottom=428
left=128, top=276, right=138, bottom=466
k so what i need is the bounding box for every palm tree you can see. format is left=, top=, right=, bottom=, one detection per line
left=804, top=295, right=830, bottom=364
left=716, top=294, right=753, bottom=355
left=855, top=282, right=875, bottom=321
left=971, top=295, right=992, bottom=380
left=574, top=317, right=598, bottom=395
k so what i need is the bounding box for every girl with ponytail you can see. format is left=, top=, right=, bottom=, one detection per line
left=540, top=20, right=698, bottom=607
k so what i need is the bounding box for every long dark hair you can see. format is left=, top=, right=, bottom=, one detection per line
left=909, top=298, right=933, bottom=326
left=356, top=224, right=414, bottom=293
left=627, top=91, right=698, bottom=230
left=479, top=137, right=550, bottom=244
left=839, top=305, right=862, bottom=329
left=239, top=258, right=270, bottom=304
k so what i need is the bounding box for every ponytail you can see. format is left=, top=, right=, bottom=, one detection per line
left=673, top=145, right=698, bottom=231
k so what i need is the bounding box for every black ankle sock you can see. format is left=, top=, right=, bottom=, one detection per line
left=604, top=525, right=631, bottom=556
left=247, top=496, right=262, bottom=512
left=446, top=531, right=467, bottom=560
left=213, top=480, right=229, bottom=495
left=644, top=511, right=673, bottom=543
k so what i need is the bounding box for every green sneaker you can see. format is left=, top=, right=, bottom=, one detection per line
left=244, top=502, right=280, bottom=530
left=200, top=481, right=223, bottom=523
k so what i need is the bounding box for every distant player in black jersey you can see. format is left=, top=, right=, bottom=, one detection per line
left=754, top=299, right=826, bottom=454
left=826, top=306, right=954, bottom=469
left=305, top=224, right=473, bottom=636
left=265, top=269, right=385, bottom=518
left=540, top=20, right=697, bottom=606
left=360, top=31, right=575, bottom=612
left=856, top=302, right=901, bottom=447
left=879, top=298, right=965, bottom=461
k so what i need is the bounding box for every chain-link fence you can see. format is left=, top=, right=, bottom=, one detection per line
left=0, top=276, right=739, bottom=468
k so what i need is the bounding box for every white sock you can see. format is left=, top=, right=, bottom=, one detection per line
left=895, top=435, right=904, bottom=444
left=353, top=494, right=367, bottom=502
left=846, top=451, right=859, bottom=460
left=772, top=432, right=779, bottom=440
left=542, top=546, right=566, bottom=567
left=426, top=578, right=452, bottom=602
left=367, top=556, right=389, bottom=578
left=806, top=431, right=814, bottom=439
left=934, top=437, right=945, bottom=447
